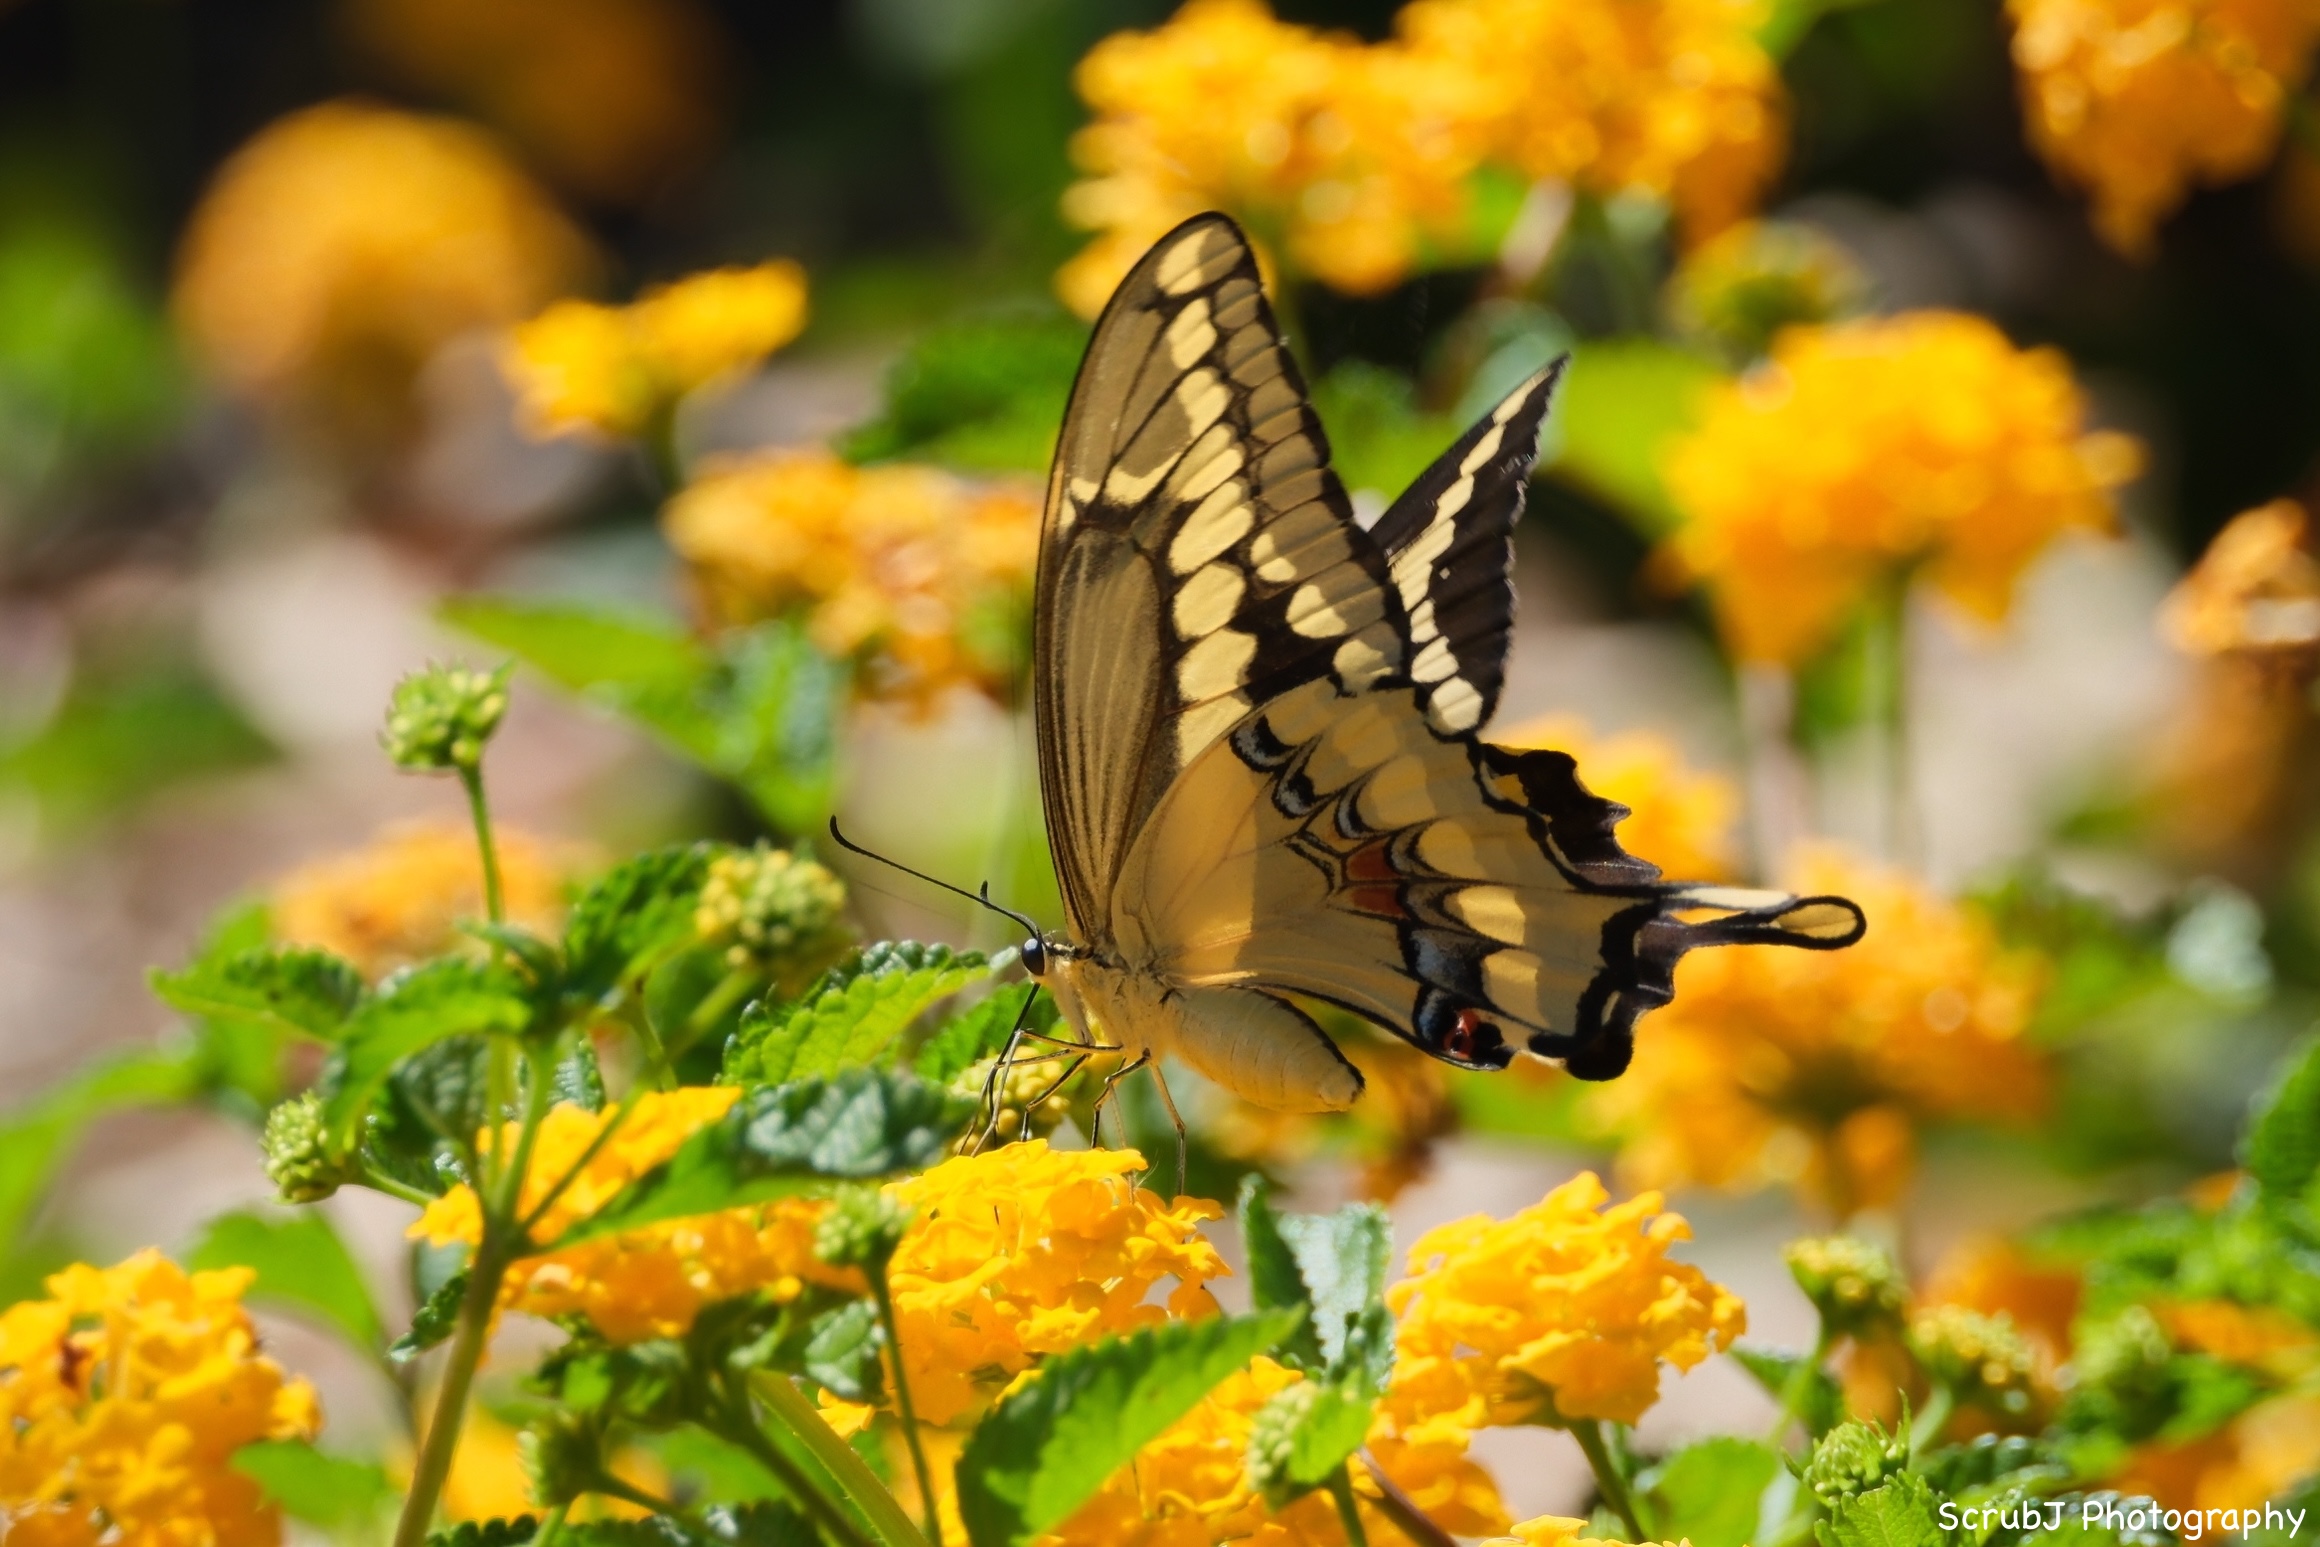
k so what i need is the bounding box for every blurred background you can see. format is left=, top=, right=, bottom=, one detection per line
left=5, top=0, right=2320, bottom=1519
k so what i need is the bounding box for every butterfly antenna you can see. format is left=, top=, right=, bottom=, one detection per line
left=826, top=818, right=1042, bottom=943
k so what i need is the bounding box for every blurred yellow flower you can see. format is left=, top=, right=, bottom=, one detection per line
left=271, top=821, right=571, bottom=979
left=663, top=448, right=1040, bottom=706
left=1584, top=847, right=2050, bottom=1216
left=1487, top=1517, right=1693, bottom=1547
left=1921, top=1235, right=2081, bottom=1380
left=1061, top=0, right=1488, bottom=313
left=1665, top=311, right=2140, bottom=666
left=1397, top=0, right=1787, bottom=244
left=0, top=1250, right=321, bottom=1547
left=505, top=261, right=808, bottom=439
left=173, top=100, right=593, bottom=445
left=1665, top=218, right=1871, bottom=363
left=883, top=1140, right=1228, bottom=1426
left=2160, top=498, right=2320, bottom=662
left=2008, top=0, right=2320, bottom=256
left=2158, top=1298, right=2320, bottom=1378
left=1384, top=1171, right=1745, bottom=1427
left=1495, top=714, right=1741, bottom=880
left=2114, top=1392, right=2320, bottom=1510
left=408, top=1088, right=856, bottom=1344
left=341, top=0, right=724, bottom=206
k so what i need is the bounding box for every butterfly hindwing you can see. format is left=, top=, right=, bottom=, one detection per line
left=1369, top=361, right=1566, bottom=737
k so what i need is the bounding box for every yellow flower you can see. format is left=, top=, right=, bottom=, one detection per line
left=173, top=100, right=592, bottom=445
left=1059, top=0, right=1495, bottom=314
left=662, top=448, right=1040, bottom=706
left=340, top=0, right=723, bottom=206
left=1664, top=311, right=2141, bottom=666
left=0, top=1250, right=321, bottom=1547
left=2160, top=498, right=2320, bottom=663
left=408, top=1088, right=856, bottom=1344
left=1486, top=1518, right=1694, bottom=1547
left=1494, top=714, right=1741, bottom=880
left=1583, top=847, right=2050, bottom=1216
left=883, top=1140, right=1228, bottom=1426
left=1921, top=1236, right=2081, bottom=1380
left=504, top=261, right=808, bottom=439
left=2008, top=0, right=2320, bottom=256
left=2112, top=1392, right=2320, bottom=1511
left=271, top=821, right=572, bottom=979
left=2157, top=1298, right=2320, bottom=1379
left=1384, top=1171, right=1744, bottom=1428
left=1396, top=0, right=1787, bottom=244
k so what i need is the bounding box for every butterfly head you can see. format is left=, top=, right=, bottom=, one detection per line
left=1019, top=932, right=1050, bottom=977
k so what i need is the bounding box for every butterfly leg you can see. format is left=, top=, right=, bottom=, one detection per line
left=1087, top=1048, right=1151, bottom=1150
left=1147, top=1060, right=1189, bottom=1198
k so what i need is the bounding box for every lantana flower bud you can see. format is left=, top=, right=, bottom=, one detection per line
left=1785, top=1236, right=1908, bottom=1340
left=383, top=662, right=512, bottom=773
left=1908, top=1304, right=2037, bottom=1414
left=696, top=843, right=848, bottom=973
left=262, top=1092, right=360, bottom=1203
left=1802, top=1418, right=1908, bottom=1504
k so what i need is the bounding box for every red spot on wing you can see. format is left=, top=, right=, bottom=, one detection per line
left=1347, top=884, right=1405, bottom=918
left=1444, top=1008, right=1486, bottom=1061
left=1345, top=841, right=1397, bottom=884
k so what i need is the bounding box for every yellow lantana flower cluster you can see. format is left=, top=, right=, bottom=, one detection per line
left=1664, top=311, right=2142, bottom=666
left=173, top=100, right=592, bottom=442
left=503, top=261, right=808, bottom=439
left=1384, top=1171, right=1745, bottom=1428
left=1585, top=847, right=2050, bottom=1217
left=2008, top=0, right=2320, bottom=256
left=1059, top=0, right=1784, bottom=315
left=270, top=821, right=572, bottom=979
left=0, top=1250, right=322, bottom=1547
left=884, top=1141, right=1228, bottom=1426
left=663, top=447, right=1040, bottom=705
left=1498, top=713, right=1742, bottom=881
left=409, top=1087, right=854, bottom=1344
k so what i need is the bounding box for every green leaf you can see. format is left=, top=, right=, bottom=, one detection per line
left=322, top=959, right=533, bottom=1151
left=955, top=1309, right=1303, bottom=1547
left=1309, top=362, right=1465, bottom=502
left=426, top=1517, right=541, bottom=1547
left=441, top=597, right=721, bottom=760
left=1816, top=1473, right=1952, bottom=1547
left=803, top=1298, right=886, bottom=1402
left=1549, top=339, right=1722, bottom=535
left=151, top=947, right=365, bottom=1042
left=232, top=1439, right=398, bottom=1530
left=563, top=843, right=719, bottom=1002
left=2244, top=1037, right=2320, bottom=1216
left=915, top=983, right=1049, bottom=1086
left=1639, top=1437, right=1781, bottom=1547
left=839, top=305, right=1085, bottom=473
left=188, top=1208, right=385, bottom=1352
left=725, top=942, right=988, bottom=1085
left=1235, top=1178, right=1393, bottom=1389
left=1732, top=1345, right=1844, bottom=1438
left=0, top=1046, right=202, bottom=1260
left=718, top=620, right=847, bottom=835
left=1237, top=1177, right=1315, bottom=1339
left=392, top=1270, right=469, bottom=1362
left=562, top=1069, right=971, bottom=1246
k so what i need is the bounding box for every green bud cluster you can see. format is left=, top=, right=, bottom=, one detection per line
left=1245, top=1381, right=1320, bottom=1506
left=815, top=1185, right=913, bottom=1272
left=949, top=1053, right=1074, bottom=1144
left=696, top=844, right=848, bottom=971
left=1803, top=1419, right=1909, bottom=1504
left=261, top=1092, right=360, bottom=1204
left=1909, top=1304, right=2037, bottom=1412
left=383, top=662, right=512, bottom=772
left=1786, top=1236, right=1909, bottom=1339
left=520, top=1410, right=602, bottom=1509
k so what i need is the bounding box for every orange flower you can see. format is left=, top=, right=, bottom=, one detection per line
left=1922, top=1235, right=2082, bottom=1379
left=271, top=821, right=572, bottom=979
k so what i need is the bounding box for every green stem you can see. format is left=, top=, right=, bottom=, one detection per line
left=587, top=1474, right=720, bottom=1543
left=459, top=765, right=505, bottom=925
left=1573, top=1419, right=1646, bottom=1543
left=1767, top=1328, right=1835, bottom=1447
left=750, top=1369, right=931, bottom=1547
left=1908, top=1388, right=1956, bottom=1460
left=359, top=1166, right=438, bottom=1208
left=532, top=1504, right=570, bottom=1547
left=390, top=1239, right=504, bottom=1547
left=1328, top=1467, right=1372, bottom=1547
left=711, top=1382, right=882, bottom=1547
left=676, top=965, right=762, bottom=1058
left=870, top=1277, right=941, bottom=1544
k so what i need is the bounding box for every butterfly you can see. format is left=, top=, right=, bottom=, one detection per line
left=1000, top=212, right=1864, bottom=1123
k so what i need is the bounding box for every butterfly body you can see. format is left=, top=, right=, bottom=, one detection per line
left=1020, top=213, right=1865, bottom=1116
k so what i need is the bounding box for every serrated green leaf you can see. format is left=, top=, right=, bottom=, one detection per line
left=555, top=1034, right=608, bottom=1112
left=1277, top=1204, right=1391, bottom=1381
left=956, top=1308, right=1303, bottom=1547
left=1238, top=1176, right=1323, bottom=1369
left=560, top=1068, right=971, bottom=1247
left=441, top=597, right=720, bottom=759
left=803, top=1298, right=886, bottom=1401
left=2244, top=1037, right=2320, bottom=1216
left=188, top=1208, right=384, bottom=1352
left=151, top=947, right=365, bottom=1042
left=915, top=984, right=1048, bottom=1086
left=322, top=959, right=533, bottom=1150
left=0, top=1046, right=202, bottom=1259
left=725, top=943, right=987, bottom=1085
left=232, top=1439, right=398, bottom=1530
left=563, top=844, right=719, bottom=1003
left=1816, top=1473, right=1951, bottom=1547
left=426, top=1516, right=541, bottom=1547
left=1732, top=1345, right=1844, bottom=1439
left=392, top=1270, right=469, bottom=1362
left=1639, top=1437, right=1780, bottom=1547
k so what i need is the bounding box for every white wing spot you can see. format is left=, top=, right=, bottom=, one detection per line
left=1158, top=227, right=1234, bottom=293
left=1427, top=676, right=1484, bottom=733
left=1169, top=483, right=1253, bottom=572
left=1411, top=636, right=1456, bottom=683
left=1452, top=884, right=1527, bottom=945
left=1332, top=630, right=1394, bottom=691
left=1458, top=424, right=1505, bottom=476
left=1175, top=691, right=1249, bottom=762
left=1166, top=298, right=1217, bottom=368
left=1178, top=627, right=1257, bottom=702
left=1173, top=562, right=1247, bottom=638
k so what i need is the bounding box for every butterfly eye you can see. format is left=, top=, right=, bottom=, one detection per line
left=1021, top=936, right=1049, bottom=976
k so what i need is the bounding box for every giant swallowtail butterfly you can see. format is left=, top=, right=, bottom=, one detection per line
left=1005, top=213, right=1864, bottom=1118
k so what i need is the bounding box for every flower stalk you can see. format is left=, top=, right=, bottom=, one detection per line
left=1572, top=1419, right=1647, bottom=1542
